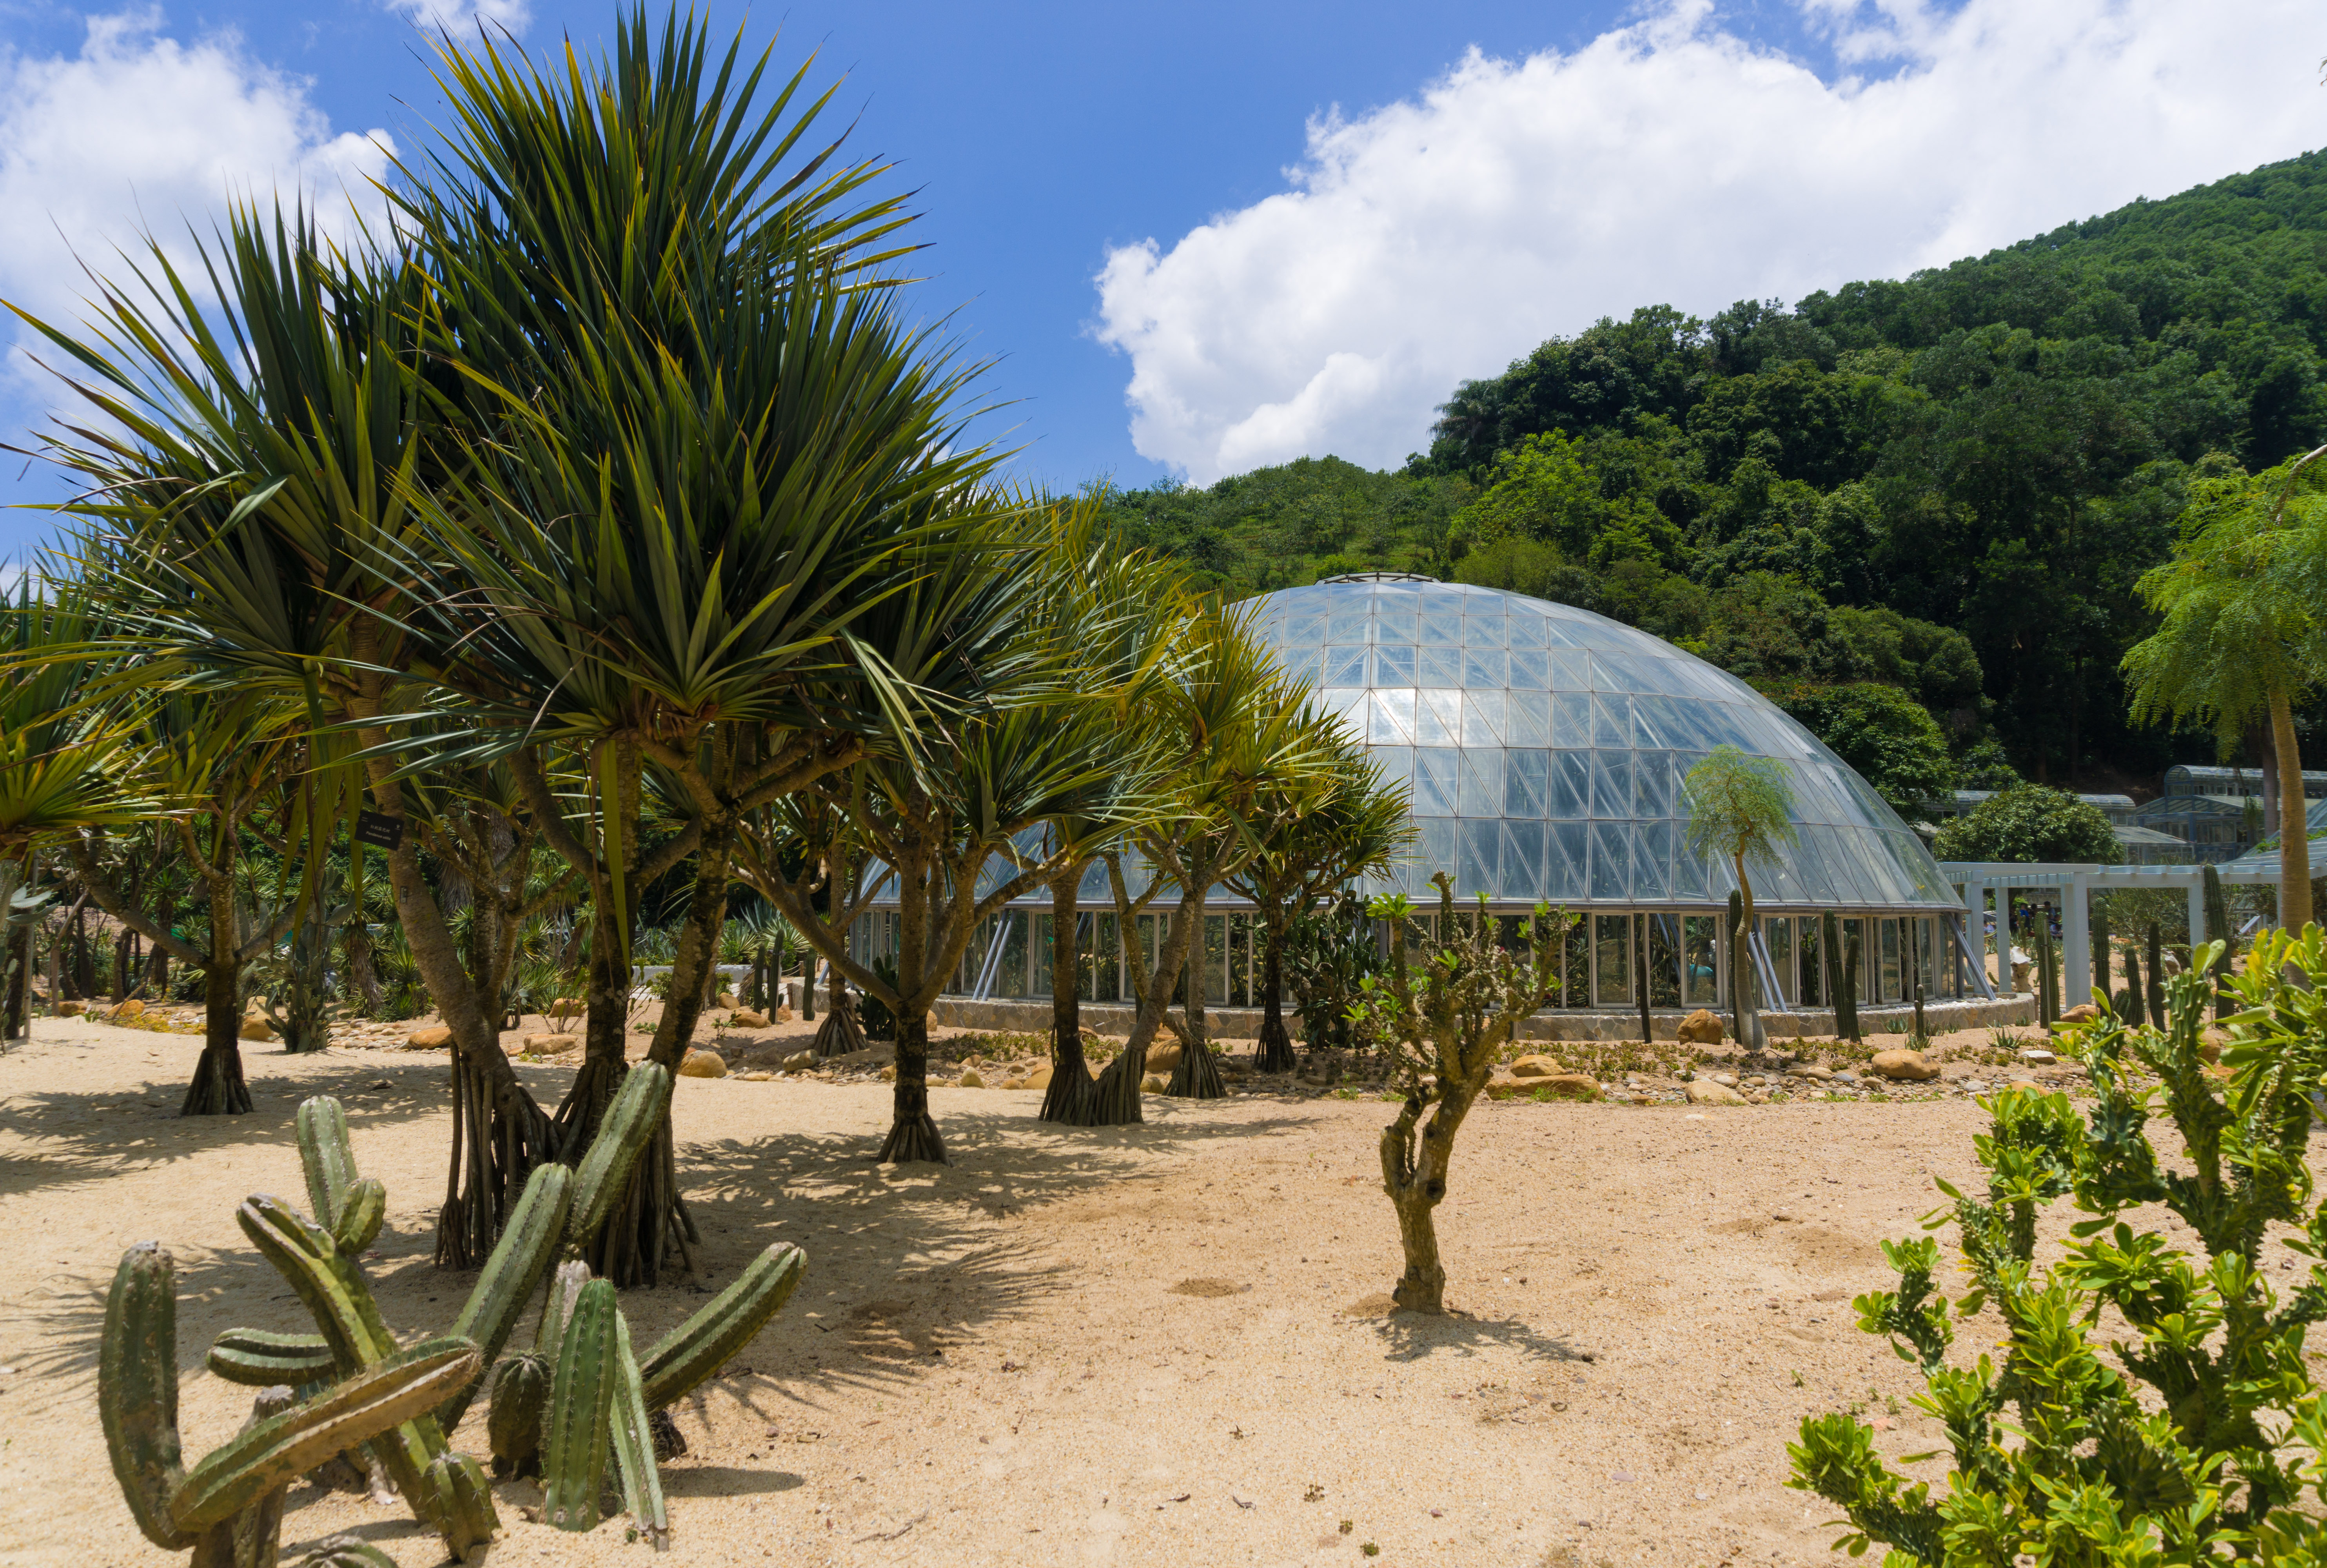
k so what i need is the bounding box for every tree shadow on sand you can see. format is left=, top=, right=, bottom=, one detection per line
left=1352, top=1301, right=1596, bottom=1366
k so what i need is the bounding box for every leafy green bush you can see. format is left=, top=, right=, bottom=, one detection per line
left=1789, top=927, right=2327, bottom=1563
left=1931, top=782, right=2124, bottom=864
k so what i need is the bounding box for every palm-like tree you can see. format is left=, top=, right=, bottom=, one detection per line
left=1222, top=722, right=1413, bottom=1073
left=1087, top=606, right=1335, bottom=1122
left=2125, top=454, right=2327, bottom=933
left=0, top=581, right=154, bottom=1042
left=1681, top=744, right=1797, bottom=1051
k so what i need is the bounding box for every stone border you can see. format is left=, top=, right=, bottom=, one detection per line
left=929, top=992, right=2034, bottom=1041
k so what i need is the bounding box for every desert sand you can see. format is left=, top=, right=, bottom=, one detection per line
left=1, top=1013, right=2124, bottom=1568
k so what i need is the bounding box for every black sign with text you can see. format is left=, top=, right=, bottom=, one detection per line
left=353, top=810, right=405, bottom=851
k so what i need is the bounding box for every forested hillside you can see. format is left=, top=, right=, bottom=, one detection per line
left=1093, top=147, right=2327, bottom=799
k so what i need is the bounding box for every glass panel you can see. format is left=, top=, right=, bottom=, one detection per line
left=1370, top=689, right=1416, bottom=744
left=1373, top=612, right=1416, bottom=646
left=1562, top=915, right=1592, bottom=1006
left=1507, top=690, right=1552, bottom=746
left=1592, top=751, right=1634, bottom=818
left=1595, top=914, right=1632, bottom=1005
left=1458, top=749, right=1504, bottom=817
left=1799, top=913, right=1824, bottom=1007
left=1506, top=749, right=1548, bottom=817
left=1419, top=610, right=1463, bottom=645
left=1373, top=645, right=1416, bottom=686
left=1765, top=916, right=1794, bottom=1005
left=1463, top=648, right=1508, bottom=687
left=1034, top=913, right=1055, bottom=998
left=1503, top=820, right=1544, bottom=901
left=1463, top=613, right=1508, bottom=647
left=1417, top=690, right=1461, bottom=744
left=1419, top=647, right=1463, bottom=688
left=1880, top=918, right=1902, bottom=1003
left=1589, top=822, right=1632, bottom=900
left=1414, top=749, right=1459, bottom=815
left=1229, top=913, right=1251, bottom=1007
left=1634, top=751, right=1674, bottom=818
left=997, top=911, right=1030, bottom=999
left=1508, top=648, right=1549, bottom=689
left=1550, top=752, right=1590, bottom=818
left=1461, top=691, right=1505, bottom=746
left=1648, top=915, right=1681, bottom=1007
left=1420, top=817, right=1459, bottom=886
left=1551, top=691, right=1591, bottom=749
left=1507, top=612, right=1547, bottom=649
left=1594, top=693, right=1631, bottom=747
left=1841, top=916, right=1866, bottom=1007
left=1916, top=918, right=1936, bottom=1001
left=1683, top=916, right=1719, bottom=1005
left=1323, top=646, right=1367, bottom=686
left=1634, top=819, right=1672, bottom=900
left=1205, top=915, right=1229, bottom=1007
left=1459, top=819, right=1499, bottom=900
left=1548, top=821, right=1588, bottom=901
left=1279, top=646, right=1321, bottom=686
left=1547, top=650, right=1588, bottom=691
left=1325, top=610, right=1369, bottom=643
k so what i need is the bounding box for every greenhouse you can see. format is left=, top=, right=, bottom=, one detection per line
left=868, top=576, right=1987, bottom=1027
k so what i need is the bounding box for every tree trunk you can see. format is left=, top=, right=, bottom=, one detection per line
left=1379, top=1079, right=1484, bottom=1316
left=2271, top=688, right=2313, bottom=932
left=879, top=1012, right=946, bottom=1163
left=1040, top=871, right=1101, bottom=1125
left=1166, top=912, right=1224, bottom=1100
left=799, top=955, right=815, bottom=1022
left=1254, top=920, right=1295, bottom=1073
left=1090, top=892, right=1199, bottom=1125
left=182, top=958, right=252, bottom=1116
left=344, top=918, right=380, bottom=1016
left=812, top=964, right=864, bottom=1056
left=0, top=857, right=26, bottom=1044
left=2145, top=923, right=2165, bottom=1025
left=113, top=928, right=133, bottom=1004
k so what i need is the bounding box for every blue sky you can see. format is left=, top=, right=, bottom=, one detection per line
left=2, top=0, right=2322, bottom=561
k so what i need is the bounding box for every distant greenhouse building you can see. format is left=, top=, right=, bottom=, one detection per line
left=873, top=577, right=2017, bottom=1036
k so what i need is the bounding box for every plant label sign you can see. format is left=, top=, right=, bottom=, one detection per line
left=354, top=810, right=405, bottom=851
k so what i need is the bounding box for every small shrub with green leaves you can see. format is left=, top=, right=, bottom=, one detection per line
left=1788, top=926, right=2327, bottom=1563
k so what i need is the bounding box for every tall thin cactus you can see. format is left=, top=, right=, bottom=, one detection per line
left=2204, top=862, right=2234, bottom=1021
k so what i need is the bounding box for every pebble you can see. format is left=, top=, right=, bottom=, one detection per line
left=2019, top=1047, right=2057, bottom=1065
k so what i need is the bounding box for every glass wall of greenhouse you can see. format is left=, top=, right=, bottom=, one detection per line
left=861, top=577, right=1975, bottom=1015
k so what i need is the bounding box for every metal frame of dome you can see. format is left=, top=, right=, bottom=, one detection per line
left=852, top=578, right=1982, bottom=1020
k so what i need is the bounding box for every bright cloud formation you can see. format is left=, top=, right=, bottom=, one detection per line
left=385, top=0, right=533, bottom=35
left=1095, top=0, right=2327, bottom=484
left=0, top=10, right=392, bottom=422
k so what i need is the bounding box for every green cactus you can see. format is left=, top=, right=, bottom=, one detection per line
left=289, top=1538, right=398, bottom=1568
left=566, top=1063, right=672, bottom=1251
left=434, top=1160, right=573, bottom=1432
left=486, top=1353, right=552, bottom=1479
left=608, top=1309, right=668, bottom=1546
left=99, top=1241, right=480, bottom=1568
left=640, top=1243, right=806, bottom=1410
left=295, top=1098, right=359, bottom=1232
left=205, top=1328, right=338, bottom=1388
left=421, top=1450, right=499, bottom=1559
left=542, top=1279, right=620, bottom=1531
left=2204, top=861, right=2234, bottom=1021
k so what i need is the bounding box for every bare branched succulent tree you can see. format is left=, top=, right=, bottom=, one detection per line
left=1351, top=875, right=1567, bottom=1314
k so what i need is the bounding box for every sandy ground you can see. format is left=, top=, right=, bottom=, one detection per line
left=0, top=1013, right=2140, bottom=1568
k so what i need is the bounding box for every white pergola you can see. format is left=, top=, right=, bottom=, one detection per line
left=1939, top=859, right=2281, bottom=997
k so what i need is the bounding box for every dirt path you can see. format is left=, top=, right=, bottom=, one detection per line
left=2, top=1014, right=2044, bottom=1568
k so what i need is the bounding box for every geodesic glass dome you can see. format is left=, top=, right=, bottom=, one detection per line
left=1256, top=575, right=1960, bottom=912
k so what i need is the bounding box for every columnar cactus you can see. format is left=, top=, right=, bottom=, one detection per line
left=99, top=1241, right=479, bottom=1568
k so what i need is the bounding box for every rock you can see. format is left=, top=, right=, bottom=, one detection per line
left=550, top=997, right=585, bottom=1014
left=960, top=1069, right=987, bottom=1089
left=1785, top=1063, right=1833, bottom=1080
left=2018, top=1047, right=2057, bottom=1066
left=1871, top=1049, right=1938, bottom=1081
left=55, top=999, right=87, bottom=1017
left=731, top=1010, right=770, bottom=1029
left=1509, top=1054, right=1565, bottom=1079
left=1001, top=1076, right=1029, bottom=1091
left=405, top=1025, right=453, bottom=1049
left=678, top=1049, right=728, bottom=1079
left=522, top=1034, right=579, bottom=1055
left=1677, top=1009, right=1725, bottom=1045
left=1027, top=1064, right=1054, bottom=1090
left=239, top=1014, right=274, bottom=1042
left=782, top=1050, right=814, bottom=1074
left=2198, top=1030, right=2227, bottom=1063
left=2059, top=1003, right=2100, bottom=1024
left=774, top=1006, right=795, bottom=1023
left=112, top=1000, right=145, bottom=1020
left=1711, top=1072, right=1738, bottom=1087
left=716, top=991, right=739, bottom=1009
left=1497, top=1072, right=1599, bottom=1101
left=1685, top=1079, right=1748, bottom=1106
left=1147, top=1042, right=1184, bottom=1076
left=1141, top=1073, right=1167, bottom=1093
left=739, top=1071, right=774, bottom=1082
left=879, top=1064, right=897, bottom=1082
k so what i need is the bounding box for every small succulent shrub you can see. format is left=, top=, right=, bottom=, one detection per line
left=1789, top=927, right=2327, bottom=1563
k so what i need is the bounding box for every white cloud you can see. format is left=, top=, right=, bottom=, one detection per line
left=1094, top=0, right=2327, bottom=483
left=0, top=10, right=392, bottom=514
left=385, top=0, right=532, bottom=36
